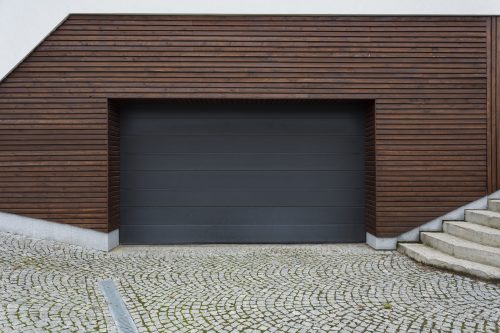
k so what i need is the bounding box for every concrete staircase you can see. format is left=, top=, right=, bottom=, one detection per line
left=398, top=199, right=500, bottom=281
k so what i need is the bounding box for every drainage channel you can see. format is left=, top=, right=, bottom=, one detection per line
left=99, top=279, right=139, bottom=333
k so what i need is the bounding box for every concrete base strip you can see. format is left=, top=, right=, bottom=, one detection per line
left=367, top=189, right=500, bottom=250
left=0, top=211, right=119, bottom=251
left=99, top=279, right=138, bottom=333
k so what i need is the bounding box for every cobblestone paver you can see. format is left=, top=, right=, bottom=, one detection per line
left=0, top=232, right=499, bottom=332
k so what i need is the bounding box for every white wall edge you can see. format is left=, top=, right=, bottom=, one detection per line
left=0, top=211, right=119, bottom=251
left=367, top=189, right=500, bottom=250
left=0, top=14, right=70, bottom=83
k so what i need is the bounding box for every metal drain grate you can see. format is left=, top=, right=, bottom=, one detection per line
left=99, top=279, right=138, bottom=333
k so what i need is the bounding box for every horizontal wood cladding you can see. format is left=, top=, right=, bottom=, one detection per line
left=107, top=101, right=120, bottom=232
left=0, top=15, right=490, bottom=236
left=364, top=103, right=376, bottom=235
left=488, top=17, right=500, bottom=193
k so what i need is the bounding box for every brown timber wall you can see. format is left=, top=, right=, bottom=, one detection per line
left=107, top=101, right=120, bottom=232
left=0, top=14, right=495, bottom=236
left=365, top=103, right=376, bottom=235
left=488, top=17, right=500, bottom=194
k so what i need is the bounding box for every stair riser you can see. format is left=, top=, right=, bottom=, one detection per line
left=443, top=223, right=500, bottom=248
left=421, top=233, right=500, bottom=268
left=465, top=211, right=500, bottom=229
left=488, top=200, right=500, bottom=213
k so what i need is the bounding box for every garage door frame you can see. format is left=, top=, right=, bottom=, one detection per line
left=108, top=98, right=376, bottom=244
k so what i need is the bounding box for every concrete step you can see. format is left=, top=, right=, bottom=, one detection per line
left=444, top=221, right=500, bottom=248
left=465, top=209, right=500, bottom=229
left=488, top=199, right=500, bottom=213
left=398, top=243, right=500, bottom=281
left=421, top=232, right=500, bottom=268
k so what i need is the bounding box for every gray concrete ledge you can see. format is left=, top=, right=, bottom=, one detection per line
left=0, top=211, right=118, bottom=251
left=367, top=189, right=500, bottom=250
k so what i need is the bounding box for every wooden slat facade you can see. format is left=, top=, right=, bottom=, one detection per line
left=107, top=101, right=120, bottom=231
left=0, top=14, right=498, bottom=236
left=365, top=103, right=376, bottom=235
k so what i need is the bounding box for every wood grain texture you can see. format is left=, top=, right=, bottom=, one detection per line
left=494, top=17, right=500, bottom=193
left=365, top=102, right=376, bottom=235
left=0, top=15, right=492, bottom=236
left=107, top=101, right=120, bottom=231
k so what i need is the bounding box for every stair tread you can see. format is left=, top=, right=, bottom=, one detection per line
left=467, top=209, right=500, bottom=218
left=421, top=232, right=500, bottom=255
left=398, top=243, right=500, bottom=280
left=465, top=209, right=500, bottom=229
left=444, top=221, right=500, bottom=236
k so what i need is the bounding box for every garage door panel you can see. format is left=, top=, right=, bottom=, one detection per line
left=119, top=100, right=366, bottom=244
left=120, top=224, right=366, bottom=244
left=121, top=135, right=364, bottom=154
left=120, top=171, right=364, bottom=189
left=121, top=189, right=364, bottom=206
left=121, top=117, right=364, bottom=136
left=121, top=153, right=364, bottom=171
left=121, top=207, right=364, bottom=226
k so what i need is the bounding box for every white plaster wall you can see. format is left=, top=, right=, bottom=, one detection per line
left=1, top=0, right=500, bottom=80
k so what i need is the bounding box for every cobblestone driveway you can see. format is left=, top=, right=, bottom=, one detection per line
left=0, top=232, right=499, bottom=332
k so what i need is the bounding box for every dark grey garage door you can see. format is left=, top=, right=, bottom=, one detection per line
left=119, top=100, right=366, bottom=244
